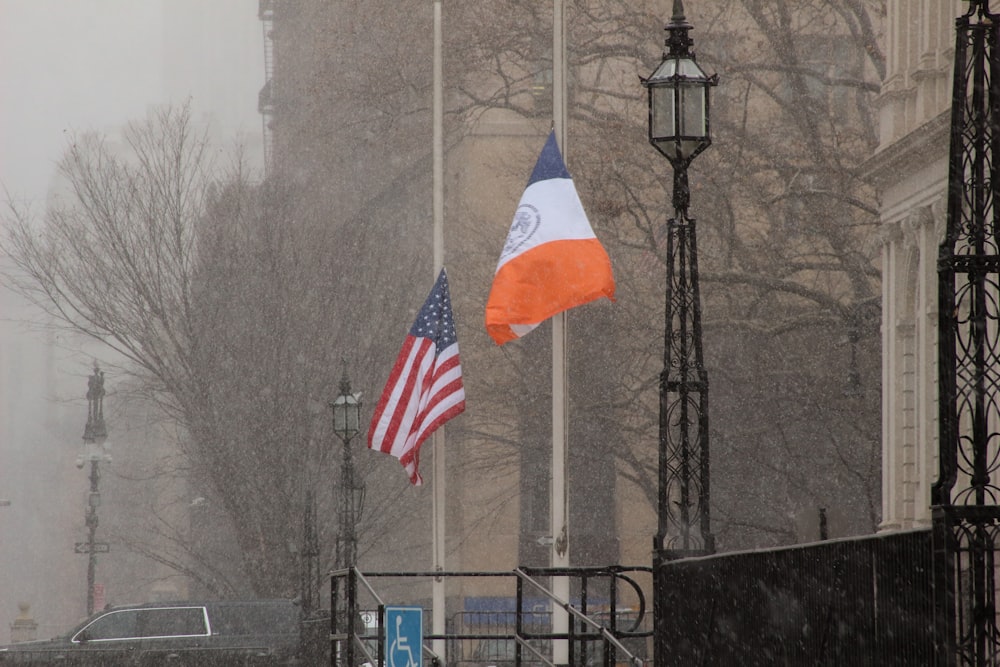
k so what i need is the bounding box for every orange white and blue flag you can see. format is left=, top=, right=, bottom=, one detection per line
left=485, top=131, right=615, bottom=345
left=369, top=268, right=466, bottom=485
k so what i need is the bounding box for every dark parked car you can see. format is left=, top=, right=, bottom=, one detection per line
left=0, top=599, right=302, bottom=666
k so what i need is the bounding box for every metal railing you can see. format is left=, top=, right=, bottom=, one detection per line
left=328, top=565, right=653, bottom=667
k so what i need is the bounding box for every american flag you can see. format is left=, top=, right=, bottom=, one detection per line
left=368, top=268, right=466, bottom=484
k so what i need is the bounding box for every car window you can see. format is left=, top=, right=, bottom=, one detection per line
left=74, top=610, right=139, bottom=641
left=211, top=604, right=297, bottom=635
left=138, top=607, right=208, bottom=638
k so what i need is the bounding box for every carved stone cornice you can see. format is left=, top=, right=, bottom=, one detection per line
left=860, top=110, right=950, bottom=190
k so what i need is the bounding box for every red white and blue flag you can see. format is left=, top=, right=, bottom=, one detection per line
left=368, top=268, right=466, bottom=485
left=485, top=131, right=615, bottom=345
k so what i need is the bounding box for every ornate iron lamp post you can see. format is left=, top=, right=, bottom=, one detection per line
left=79, top=363, right=111, bottom=616
left=642, top=0, right=717, bottom=561
left=643, top=6, right=717, bottom=665
left=933, top=1, right=1000, bottom=663
left=330, top=365, right=363, bottom=569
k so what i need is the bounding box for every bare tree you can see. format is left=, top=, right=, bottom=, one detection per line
left=1, top=103, right=426, bottom=596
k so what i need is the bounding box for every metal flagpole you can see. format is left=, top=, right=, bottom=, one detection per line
left=431, top=1, right=447, bottom=664
left=551, top=0, right=570, bottom=664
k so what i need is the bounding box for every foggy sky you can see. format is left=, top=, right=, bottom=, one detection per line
left=0, top=0, right=264, bottom=203
left=0, top=0, right=265, bottom=638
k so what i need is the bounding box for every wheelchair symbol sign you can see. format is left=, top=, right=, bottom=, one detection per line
left=385, top=606, right=422, bottom=667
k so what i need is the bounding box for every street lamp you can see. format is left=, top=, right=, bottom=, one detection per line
left=330, top=364, right=363, bottom=569
left=643, top=7, right=717, bottom=667
left=79, top=363, right=111, bottom=617
left=641, top=0, right=717, bottom=560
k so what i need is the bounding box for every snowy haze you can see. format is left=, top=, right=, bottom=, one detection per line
left=0, top=0, right=264, bottom=639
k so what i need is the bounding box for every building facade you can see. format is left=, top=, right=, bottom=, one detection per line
left=867, top=0, right=963, bottom=531
left=256, top=0, right=633, bottom=620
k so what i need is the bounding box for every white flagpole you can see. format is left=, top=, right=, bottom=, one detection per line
left=431, top=0, right=447, bottom=663
left=551, top=0, right=570, bottom=664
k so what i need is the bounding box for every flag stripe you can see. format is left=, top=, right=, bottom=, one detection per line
left=370, top=337, right=428, bottom=453
left=385, top=351, right=431, bottom=455
left=406, top=356, right=462, bottom=449
left=409, top=359, right=464, bottom=442
left=383, top=343, right=433, bottom=456
left=398, top=399, right=465, bottom=484
left=486, top=238, right=614, bottom=345
left=368, top=336, right=417, bottom=450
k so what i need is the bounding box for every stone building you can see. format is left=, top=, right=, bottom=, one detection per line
left=256, top=0, right=631, bottom=617
left=866, top=0, right=964, bottom=531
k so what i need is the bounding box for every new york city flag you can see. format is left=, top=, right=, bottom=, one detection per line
left=485, top=131, right=615, bottom=345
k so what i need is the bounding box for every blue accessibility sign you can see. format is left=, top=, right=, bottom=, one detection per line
left=385, top=606, right=423, bottom=667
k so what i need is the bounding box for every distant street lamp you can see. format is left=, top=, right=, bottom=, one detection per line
left=330, top=364, right=363, bottom=569
left=79, top=363, right=111, bottom=617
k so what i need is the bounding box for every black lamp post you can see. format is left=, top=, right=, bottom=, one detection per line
left=642, top=0, right=717, bottom=562
left=79, top=363, right=110, bottom=617
left=933, top=0, right=1000, bottom=662
left=330, top=364, right=363, bottom=569
left=643, top=7, right=717, bottom=666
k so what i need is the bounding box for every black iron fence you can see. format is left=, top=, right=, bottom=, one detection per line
left=655, top=528, right=935, bottom=666
left=328, top=566, right=653, bottom=667
left=320, top=531, right=945, bottom=666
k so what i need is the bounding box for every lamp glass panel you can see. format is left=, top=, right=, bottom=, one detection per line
left=677, top=58, right=708, bottom=78
left=346, top=401, right=360, bottom=434
left=680, top=139, right=701, bottom=159
left=651, top=86, right=676, bottom=140
left=650, top=57, right=678, bottom=80
left=678, top=83, right=706, bottom=139
left=333, top=397, right=360, bottom=438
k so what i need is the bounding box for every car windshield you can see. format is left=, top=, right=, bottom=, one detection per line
left=74, top=610, right=138, bottom=641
